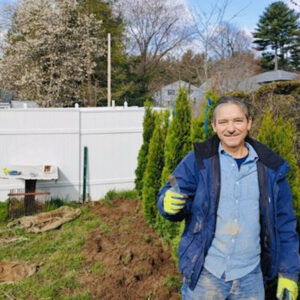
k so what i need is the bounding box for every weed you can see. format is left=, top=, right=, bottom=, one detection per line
left=142, top=234, right=153, bottom=244
left=0, top=200, right=9, bottom=223
left=101, top=189, right=118, bottom=206
left=90, top=261, right=106, bottom=276
left=99, top=222, right=112, bottom=233
left=44, top=198, right=79, bottom=212
left=164, top=275, right=182, bottom=292
left=117, top=189, right=139, bottom=200
left=101, top=189, right=139, bottom=206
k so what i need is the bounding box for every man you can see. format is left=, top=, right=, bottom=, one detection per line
left=157, top=96, right=300, bottom=299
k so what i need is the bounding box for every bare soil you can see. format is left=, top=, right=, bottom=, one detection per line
left=80, top=197, right=181, bottom=300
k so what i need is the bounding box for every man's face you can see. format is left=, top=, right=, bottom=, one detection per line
left=211, top=103, right=252, bottom=151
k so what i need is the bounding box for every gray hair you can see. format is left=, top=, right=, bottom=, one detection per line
left=212, top=96, right=250, bottom=122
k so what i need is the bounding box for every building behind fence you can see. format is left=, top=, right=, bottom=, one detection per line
left=0, top=106, right=145, bottom=202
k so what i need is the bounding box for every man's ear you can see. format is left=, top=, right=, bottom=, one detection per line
left=247, top=117, right=252, bottom=131
left=211, top=121, right=217, bottom=133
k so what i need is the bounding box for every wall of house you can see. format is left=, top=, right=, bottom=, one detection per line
left=0, top=107, right=144, bottom=202
left=154, top=81, right=202, bottom=108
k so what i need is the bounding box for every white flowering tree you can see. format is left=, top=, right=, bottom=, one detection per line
left=0, top=0, right=105, bottom=106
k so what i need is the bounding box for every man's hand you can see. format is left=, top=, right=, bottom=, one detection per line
left=276, top=277, right=298, bottom=300
left=163, top=189, right=186, bottom=214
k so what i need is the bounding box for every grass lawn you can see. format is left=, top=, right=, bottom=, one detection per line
left=0, top=190, right=181, bottom=299
left=0, top=203, right=100, bottom=299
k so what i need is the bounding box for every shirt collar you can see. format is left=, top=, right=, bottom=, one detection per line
left=218, top=142, right=258, bottom=162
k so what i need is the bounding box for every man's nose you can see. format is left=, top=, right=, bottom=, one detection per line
left=227, top=123, right=235, bottom=133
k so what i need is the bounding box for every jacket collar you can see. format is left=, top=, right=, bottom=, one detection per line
left=193, top=135, right=285, bottom=171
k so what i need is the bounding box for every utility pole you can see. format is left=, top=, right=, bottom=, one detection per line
left=107, top=33, right=111, bottom=107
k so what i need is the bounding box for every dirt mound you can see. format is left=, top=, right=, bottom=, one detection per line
left=80, top=198, right=181, bottom=299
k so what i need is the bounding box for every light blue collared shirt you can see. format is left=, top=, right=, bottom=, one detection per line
left=204, top=142, right=261, bottom=281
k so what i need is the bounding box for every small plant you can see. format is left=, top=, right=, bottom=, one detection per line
left=164, top=275, right=182, bottom=292
left=101, top=189, right=138, bottom=206
left=99, top=221, right=112, bottom=233
left=0, top=200, right=9, bottom=223
left=117, top=189, right=139, bottom=200
left=142, top=234, right=153, bottom=244
left=102, top=189, right=118, bottom=206
left=90, top=261, right=106, bottom=276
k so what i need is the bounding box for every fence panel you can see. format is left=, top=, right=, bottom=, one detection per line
left=0, top=107, right=144, bottom=202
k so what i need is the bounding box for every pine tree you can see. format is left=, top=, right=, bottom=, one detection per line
left=135, top=100, right=155, bottom=194
left=289, top=30, right=300, bottom=71
left=257, top=111, right=300, bottom=209
left=253, top=1, right=299, bottom=71
left=142, top=110, right=169, bottom=226
left=156, top=88, right=192, bottom=241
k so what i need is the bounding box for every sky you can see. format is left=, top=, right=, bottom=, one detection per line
left=0, top=0, right=299, bottom=33
left=187, top=0, right=300, bottom=33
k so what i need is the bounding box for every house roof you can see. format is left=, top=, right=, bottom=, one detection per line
left=238, top=70, right=299, bottom=92
left=159, top=80, right=200, bottom=91
left=254, top=70, right=298, bottom=83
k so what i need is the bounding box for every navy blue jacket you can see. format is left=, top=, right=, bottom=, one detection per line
left=157, top=135, right=300, bottom=290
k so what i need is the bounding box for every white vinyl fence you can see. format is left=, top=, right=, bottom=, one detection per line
left=0, top=106, right=146, bottom=202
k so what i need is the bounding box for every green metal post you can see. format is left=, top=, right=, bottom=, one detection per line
left=83, top=146, right=88, bottom=203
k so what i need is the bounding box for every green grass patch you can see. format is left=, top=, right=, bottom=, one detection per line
left=0, top=203, right=100, bottom=299
left=90, top=261, right=106, bottom=276
left=101, top=189, right=138, bottom=206
left=116, top=189, right=139, bottom=200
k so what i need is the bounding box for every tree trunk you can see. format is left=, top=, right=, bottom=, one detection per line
left=274, top=45, right=278, bottom=71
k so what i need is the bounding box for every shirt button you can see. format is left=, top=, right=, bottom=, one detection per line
left=232, top=238, right=235, bottom=243
left=234, top=219, right=238, bottom=222
left=235, top=181, right=239, bottom=185
left=231, top=163, right=235, bottom=167
left=235, top=200, right=238, bottom=204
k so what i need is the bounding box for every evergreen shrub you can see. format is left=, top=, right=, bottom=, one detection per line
left=156, top=88, right=192, bottom=242
left=142, top=110, right=169, bottom=226
left=257, top=111, right=300, bottom=209
left=135, top=100, right=155, bottom=194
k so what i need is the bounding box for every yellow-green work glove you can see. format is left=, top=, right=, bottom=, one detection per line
left=276, top=277, right=298, bottom=300
left=163, top=189, right=186, bottom=214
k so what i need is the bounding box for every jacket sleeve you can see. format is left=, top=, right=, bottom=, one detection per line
left=276, top=176, right=300, bottom=282
left=157, top=150, right=199, bottom=222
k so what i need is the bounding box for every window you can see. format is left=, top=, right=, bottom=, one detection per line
left=168, top=89, right=175, bottom=95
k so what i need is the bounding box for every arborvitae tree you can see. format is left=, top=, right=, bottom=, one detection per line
left=253, top=1, right=300, bottom=71
left=257, top=111, right=300, bottom=209
left=160, top=88, right=192, bottom=184
left=142, top=110, right=169, bottom=226
left=191, top=89, right=220, bottom=142
left=156, top=88, right=192, bottom=241
left=135, top=100, right=155, bottom=194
